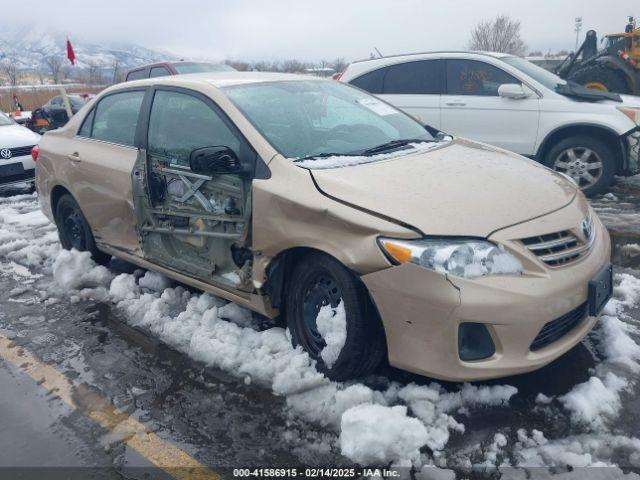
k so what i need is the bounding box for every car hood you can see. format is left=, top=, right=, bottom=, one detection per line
left=0, top=124, right=40, bottom=148
left=310, top=139, right=578, bottom=237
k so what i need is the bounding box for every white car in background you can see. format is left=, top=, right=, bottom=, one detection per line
left=0, top=112, right=40, bottom=188
left=339, top=51, right=640, bottom=196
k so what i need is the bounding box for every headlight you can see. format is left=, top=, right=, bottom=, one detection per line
left=378, top=237, right=523, bottom=278
left=617, top=106, right=640, bottom=125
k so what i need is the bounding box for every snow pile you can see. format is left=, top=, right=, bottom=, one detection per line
left=513, top=429, right=640, bottom=468
left=340, top=404, right=428, bottom=465
left=52, top=249, right=113, bottom=291
left=316, top=301, right=347, bottom=368
left=294, top=139, right=451, bottom=169
left=558, top=373, right=630, bottom=428
left=0, top=193, right=60, bottom=268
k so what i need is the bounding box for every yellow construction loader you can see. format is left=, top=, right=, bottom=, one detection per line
left=556, top=16, right=640, bottom=94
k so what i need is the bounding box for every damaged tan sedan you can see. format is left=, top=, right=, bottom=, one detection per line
left=36, top=72, right=612, bottom=381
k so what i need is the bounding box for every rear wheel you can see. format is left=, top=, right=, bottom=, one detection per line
left=55, top=194, right=111, bottom=265
left=569, top=64, right=630, bottom=94
left=544, top=135, right=616, bottom=197
left=285, top=252, right=386, bottom=381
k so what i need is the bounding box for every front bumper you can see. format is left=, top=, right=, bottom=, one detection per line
left=621, top=127, right=640, bottom=174
left=0, top=155, right=35, bottom=187
left=361, top=204, right=611, bottom=382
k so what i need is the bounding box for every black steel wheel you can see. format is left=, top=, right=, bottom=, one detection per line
left=55, top=194, right=111, bottom=265
left=285, top=251, right=386, bottom=380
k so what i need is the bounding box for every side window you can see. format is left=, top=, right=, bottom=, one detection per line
left=126, top=69, right=147, bottom=81
left=147, top=90, right=241, bottom=167
left=91, top=91, right=145, bottom=146
left=383, top=60, right=443, bottom=94
left=149, top=67, right=171, bottom=78
left=50, top=97, right=62, bottom=106
left=77, top=108, right=95, bottom=137
left=446, top=60, right=520, bottom=96
left=349, top=68, right=387, bottom=94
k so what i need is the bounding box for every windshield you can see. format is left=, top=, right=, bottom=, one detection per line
left=0, top=113, right=13, bottom=126
left=502, top=56, right=566, bottom=90
left=173, top=62, right=235, bottom=74
left=68, top=96, right=87, bottom=108
left=223, top=80, right=433, bottom=159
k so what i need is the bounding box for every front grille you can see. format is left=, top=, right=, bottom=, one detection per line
left=521, top=227, right=594, bottom=267
left=530, top=302, right=588, bottom=351
left=0, top=169, right=35, bottom=185
left=7, top=145, right=36, bottom=158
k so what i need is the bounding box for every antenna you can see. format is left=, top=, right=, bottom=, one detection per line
left=373, top=47, right=383, bottom=58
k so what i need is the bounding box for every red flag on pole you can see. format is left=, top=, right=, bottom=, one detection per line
left=66, top=38, right=76, bottom=65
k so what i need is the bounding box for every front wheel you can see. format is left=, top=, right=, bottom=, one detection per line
left=544, top=135, right=616, bottom=197
left=55, top=194, right=111, bottom=265
left=285, top=252, right=386, bottom=381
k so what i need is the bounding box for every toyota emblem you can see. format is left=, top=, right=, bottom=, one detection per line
left=0, top=148, right=11, bottom=159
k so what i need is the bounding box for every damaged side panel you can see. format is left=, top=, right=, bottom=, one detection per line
left=132, top=149, right=253, bottom=290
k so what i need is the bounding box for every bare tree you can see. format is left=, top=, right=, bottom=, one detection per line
left=112, top=60, right=122, bottom=85
left=1, top=58, right=20, bottom=86
left=468, top=15, right=527, bottom=56
left=331, top=57, right=348, bottom=73
left=45, top=55, right=64, bottom=84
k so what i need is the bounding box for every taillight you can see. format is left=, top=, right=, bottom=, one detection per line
left=31, top=145, right=39, bottom=161
left=332, top=68, right=347, bottom=81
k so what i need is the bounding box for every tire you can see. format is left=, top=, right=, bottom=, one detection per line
left=55, top=194, right=111, bottom=265
left=544, top=135, right=616, bottom=197
left=569, top=64, right=630, bottom=94
left=285, top=252, right=386, bottom=381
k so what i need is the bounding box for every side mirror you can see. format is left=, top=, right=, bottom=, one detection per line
left=189, top=146, right=244, bottom=176
left=498, top=83, right=530, bottom=99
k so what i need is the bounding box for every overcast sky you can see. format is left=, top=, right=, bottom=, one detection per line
left=5, top=0, right=637, bottom=61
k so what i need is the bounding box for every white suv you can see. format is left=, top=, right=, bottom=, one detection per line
left=339, top=51, right=640, bottom=196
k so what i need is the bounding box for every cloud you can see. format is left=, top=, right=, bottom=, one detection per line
left=3, top=0, right=635, bottom=61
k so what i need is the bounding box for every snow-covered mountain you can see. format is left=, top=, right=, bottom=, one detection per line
left=0, top=26, right=174, bottom=71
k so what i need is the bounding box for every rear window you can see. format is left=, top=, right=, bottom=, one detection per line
left=90, top=91, right=145, bottom=146
left=149, top=66, right=171, bottom=78
left=126, top=69, right=148, bottom=81
left=172, top=63, right=235, bottom=74
left=383, top=60, right=443, bottom=95
left=349, top=68, right=387, bottom=94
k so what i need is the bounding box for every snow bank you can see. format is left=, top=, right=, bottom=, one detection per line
left=3, top=193, right=640, bottom=472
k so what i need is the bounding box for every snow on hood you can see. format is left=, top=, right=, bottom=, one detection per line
left=0, top=123, right=40, bottom=149
left=294, top=139, right=451, bottom=169
left=311, top=138, right=578, bottom=238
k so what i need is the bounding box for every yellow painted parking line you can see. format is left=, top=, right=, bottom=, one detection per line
left=0, top=335, right=222, bottom=480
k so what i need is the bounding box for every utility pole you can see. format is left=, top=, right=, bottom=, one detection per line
left=574, top=17, right=583, bottom=51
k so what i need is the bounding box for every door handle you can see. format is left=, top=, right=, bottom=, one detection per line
left=445, top=101, right=467, bottom=106
left=67, top=152, right=82, bottom=162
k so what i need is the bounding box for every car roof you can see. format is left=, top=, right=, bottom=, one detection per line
left=351, top=50, right=514, bottom=65
left=115, top=71, right=320, bottom=90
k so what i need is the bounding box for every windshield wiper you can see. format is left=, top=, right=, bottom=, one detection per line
left=292, top=152, right=352, bottom=163
left=359, top=138, right=432, bottom=156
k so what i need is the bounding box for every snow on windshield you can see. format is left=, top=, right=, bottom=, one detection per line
left=294, top=138, right=452, bottom=169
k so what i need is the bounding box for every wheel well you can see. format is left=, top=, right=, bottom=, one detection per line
left=537, top=125, right=623, bottom=173
left=50, top=185, right=72, bottom=219
left=262, top=247, right=330, bottom=310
